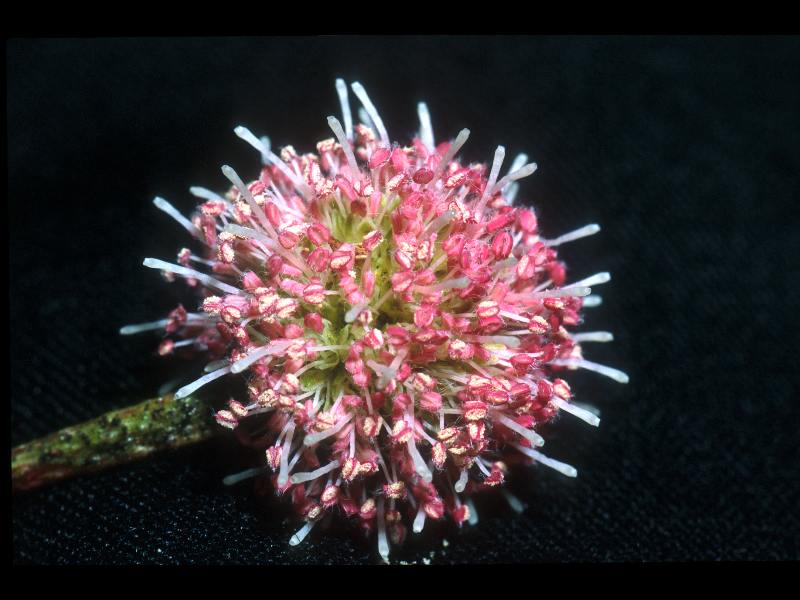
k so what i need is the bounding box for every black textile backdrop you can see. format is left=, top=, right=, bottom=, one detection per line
left=9, top=37, right=800, bottom=564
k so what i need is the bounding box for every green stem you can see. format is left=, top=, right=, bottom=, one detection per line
left=12, top=394, right=220, bottom=493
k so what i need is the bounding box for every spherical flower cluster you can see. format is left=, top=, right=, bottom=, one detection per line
left=122, top=80, right=627, bottom=562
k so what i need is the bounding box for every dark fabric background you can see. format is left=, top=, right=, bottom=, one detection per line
left=9, top=36, right=800, bottom=564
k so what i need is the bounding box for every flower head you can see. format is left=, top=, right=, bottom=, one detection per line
left=122, top=79, right=627, bottom=562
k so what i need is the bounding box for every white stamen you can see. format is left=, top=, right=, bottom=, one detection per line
left=233, top=126, right=310, bottom=196
left=351, top=82, right=389, bottom=148
left=466, top=498, right=479, bottom=526
left=566, top=272, right=611, bottom=289
left=142, top=258, right=240, bottom=295
left=327, top=116, right=360, bottom=179
left=413, top=504, right=427, bottom=534
left=491, top=162, right=537, bottom=196
left=504, top=155, right=528, bottom=203
left=377, top=497, right=390, bottom=563
left=152, top=197, right=200, bottom=237
left=358, top=107, right=375, bottom=132
left=499, top=310, right=530, bottom=323
left=500, top=489, right=525, bottom=513
left=233, top=125, right=270, bottom=158
left=290, top=460, right=341, bottom=484
left=583, top=295, right=603, bottom=307
left=514, top=444, right=578, bottom=477
left=221, top=164, right=271, bottom=230
left=303, top=414, right=353, bottom=447
left=223, top=467, right=268, bottom=486
left=464, top=334, right=521, bottom=348
left=545, top=223, right=601, bottom=246
left=552, top=397, right=601, bottom=427
left=455, top=468, right=469, bottom=493
left=551, top=358, right=629, bottom=384
left=335, top=78, right=353, bottom=140
left=406, top=437, right=433, bottom=483
left=413, top=276, right=470, bottom=294
left=230, top=341, right=292, bottom=374
left=430, top=128, right=470, bottom=185
left=174, top=365, right=232, bottom=400
left=119, top=319, right=169, bottom=335
left=259, top=136, right=271, bottom=165
left=503, top=153, right=529, bottom=194
left=189, top=186, right=224, bottom=202
left=308, top=345, right=349, bottom=353
left=422, top=210, right=455, bottom=238
left=532, top=286, right=592, bottom=299
left=494, top=412, right=545, bottom=446
left=277, top=422, right=295, bottom=487
left=476, top=146, right=506, bottom=216
left=572, top=331, right=614, bottom=343
left=344, top=301, right=368, bottom=324
left=289, top=521, right=315, bottom=546
left=490, top=163, right=537, bottom=194
left=417, top=101, right=435, bottom=152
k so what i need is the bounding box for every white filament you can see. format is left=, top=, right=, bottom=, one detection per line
left=566, top=272, right=611, bottom=289
left=455, top=468, right=469, bottom=493
left=152, top=197, right=200, bottom=237
left=516, top=445, right=578, bottom=478
left=501, top=489, right=525, bottom=513
left=290, top=460, right=341, bottom=484
left=583, top=295, right=603, bottom=307
left=552, top=397, right=601, bottom=427
left=335, top=78, right=353, bottom=140
left=289, top=521, right=315, bottom=547
left=303, top=414, right=353, bottom=447
left=491, top=162, right=537, bottom=196
left=223, top=467, right=268, bottom=486
left=142, top=258, right=240, bottom=295
left=119, top=319, right=169, bottom=335
left=430, top=128, right=470, bottom=185
left=327, top=116, right=360, bottom=178
left=551, top=358, right=629, bottom=384
left=189, top=186, right=224, bottom=202
left=504, top=152, right=529, bottom=204
left=546, top=223, right=601, bottom=246
left=230, top=341, right=292, bottom=374
left=476, top=145, right=506, bottom=214
left=417, top=101, right=435, bottom=152
left=572, top=331, right=614, bottom=343
left=406, top=437, right=433, bottom=483
left=221, top=163, right=270, bottom=229
left=494, top=412, right=545, bottom=446
left=466, top=498, right=479, bottom=526
left=413, top=504, right=427, bottom=534
left=174, top=365, right=232, bottom=400
left=532, top=286, right=592, bottom=299
left=351, top=82, right=389, bottom=148
left=233, top=126, right=310, bottom=196
left=377, top=497, right=390, bottom=563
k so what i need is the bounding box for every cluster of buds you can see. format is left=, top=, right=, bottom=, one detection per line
left=122, top=80, right=627, bottom=562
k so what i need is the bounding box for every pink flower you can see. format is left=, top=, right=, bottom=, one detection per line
left=121, top=79, right=627, bottom=563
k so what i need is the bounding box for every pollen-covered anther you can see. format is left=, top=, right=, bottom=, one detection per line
left=464, top=401, right=488, bottom=421
left=317, top=485, right=339, bottom=510
left=302, top=283, right=326, bottom=305
left=214, top=410, right=238, bottom=430
left=391, top=420, right=414, bottom=445
left=360, top=498, right=377, bottom=520
left=383, top=481, right=406, bottom=500
left=528, top=315, right=550, bottom=334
